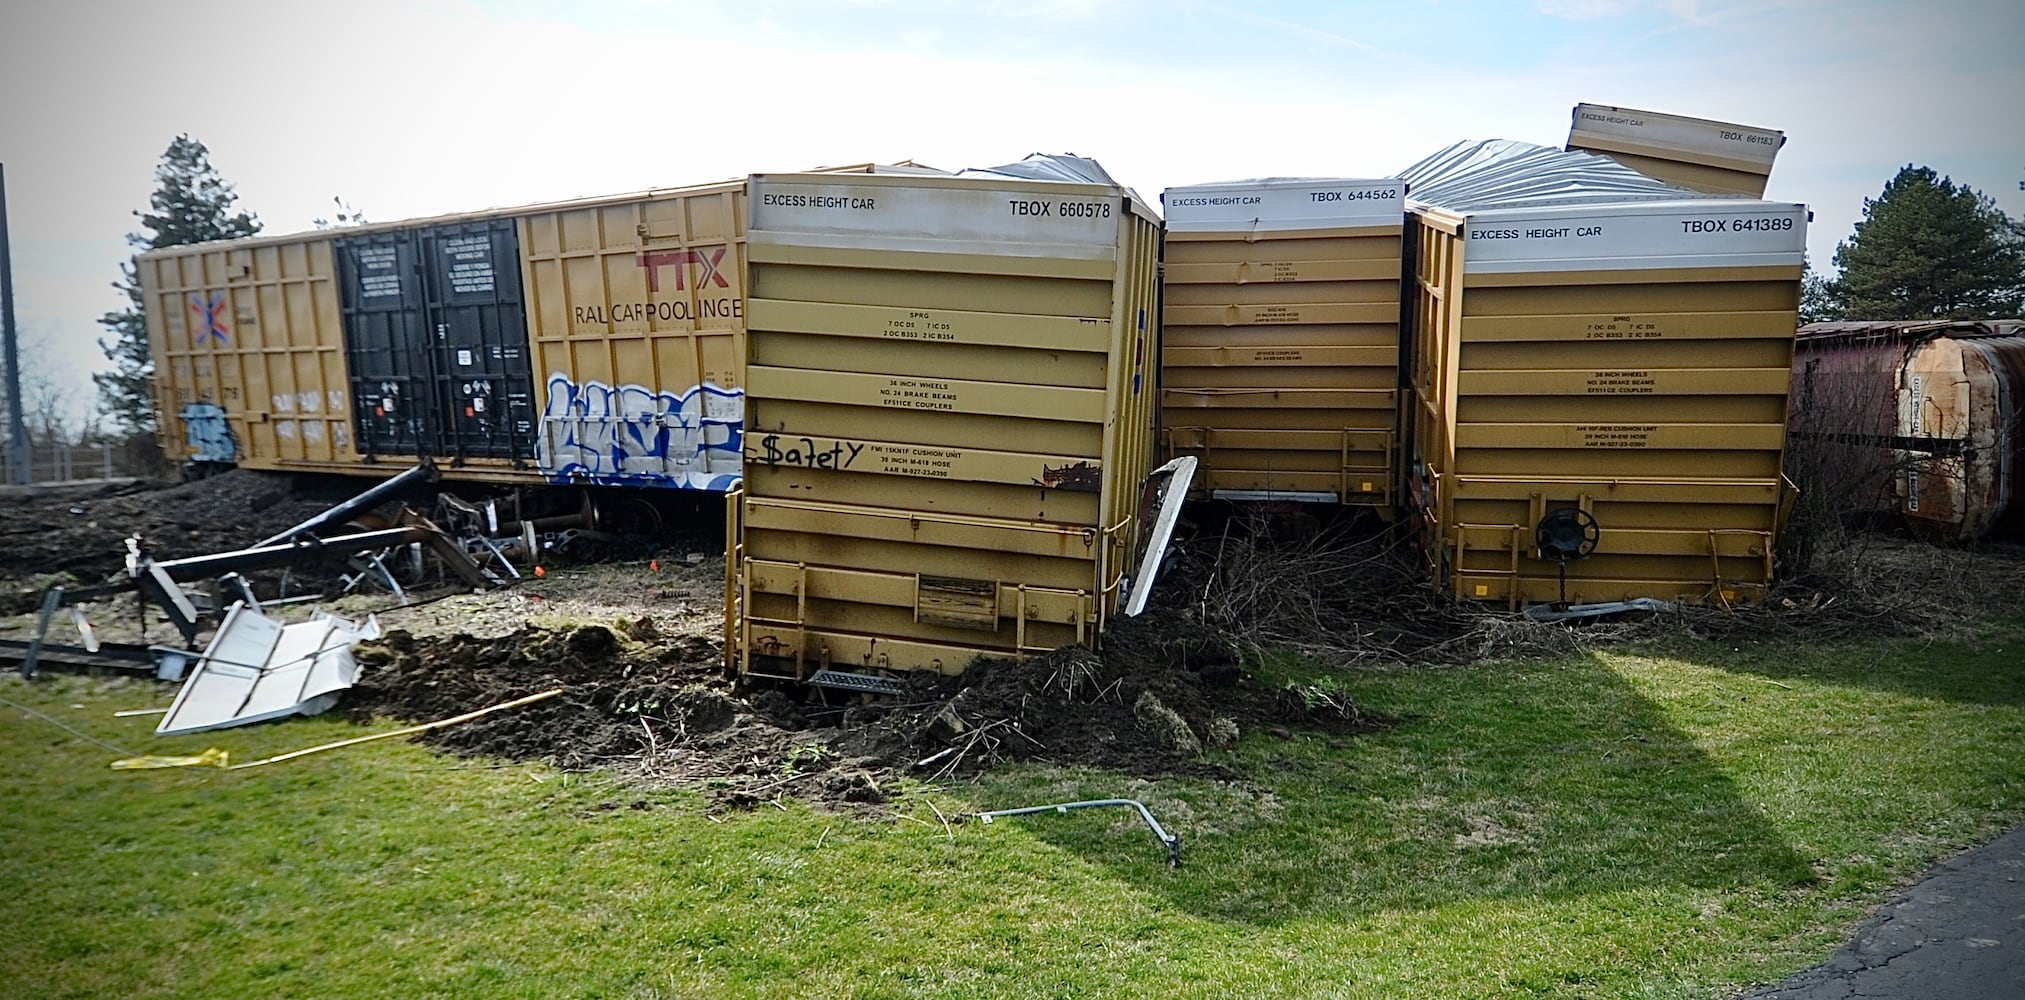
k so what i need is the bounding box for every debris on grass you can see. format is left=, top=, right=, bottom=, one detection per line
left=33, top=468, right=2018, bottom=818
left=978, top=798, right=1183, bottom=868
left=345, top=606, right=1389, bottom=811
left=155, top=606, right=380, bottom=736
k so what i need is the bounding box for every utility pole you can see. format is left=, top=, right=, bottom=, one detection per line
left=1, top=163, right=30, bottom=485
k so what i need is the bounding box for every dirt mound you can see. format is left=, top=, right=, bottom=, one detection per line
left=828, top=608, right=1377, bottom=782
left=0, top=470, right=361, bottom=593
left=347, top=613, right=1386, bottom=812
left=349, top=623, right=734, bottom=763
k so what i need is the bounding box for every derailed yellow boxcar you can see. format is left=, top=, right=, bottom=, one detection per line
left=145, top=169, right=934, bottom=489
left=1160, top=177, right=1406, bottom=506
left=1566, top=102, right=1785, bottom=198
left=142, top=188, right=745, bottom=487
left=731, top=156, right=1162, bottom=678
left=1400, top=140, right=1807, bottom=606
left=141, top=185, right=754, bottom=486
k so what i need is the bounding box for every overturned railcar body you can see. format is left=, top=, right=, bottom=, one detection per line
left=1792, top=320, right=2025, bottom=541
left=1566, top=102, right=1785, bottom=198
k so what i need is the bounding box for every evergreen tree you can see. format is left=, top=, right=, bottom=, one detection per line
left=95, top=135, right=260, bottom=435
left=1799, top=256, right=1839, bottom=326
left=1829, top=165, right=2024, bottom=320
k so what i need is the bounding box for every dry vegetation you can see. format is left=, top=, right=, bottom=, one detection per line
left=1176, top=510, right=2025, bottom=670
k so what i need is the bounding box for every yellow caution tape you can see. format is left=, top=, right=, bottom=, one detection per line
left=105, top=687, right=563, bottom=773
left=111, top=748, right=231, bottom=770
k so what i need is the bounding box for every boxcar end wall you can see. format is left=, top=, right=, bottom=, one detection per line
left=1161, top=177, right=1407, bottom=508
left=733, top=166, right=1162, bottom=677
left=1401, top=141, right=1808, bottom=607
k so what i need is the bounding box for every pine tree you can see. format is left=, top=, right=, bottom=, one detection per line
left=95, top=135, right=261, bottom=435
left=1829, top=165, right=2024, bottom=320
left=1799, top=256, right=1839, bottom=326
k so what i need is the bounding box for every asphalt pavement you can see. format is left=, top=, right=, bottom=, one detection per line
left=1737, top=823, right=2025, bottom=999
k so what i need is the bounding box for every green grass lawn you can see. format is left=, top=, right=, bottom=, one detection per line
left=3, top=622, right=2020, bottom=998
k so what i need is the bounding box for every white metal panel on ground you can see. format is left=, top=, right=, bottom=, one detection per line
left=1123, top=457, right=1196, bottom=616
left=156, top=606, right=380, bottom=736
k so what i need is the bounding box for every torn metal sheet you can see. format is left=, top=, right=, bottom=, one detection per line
left=156, top=605, right=381, bottom=736
left=1521, top=597, right=1678, bottom=622
left=1124, top=456, right=1197, bottom=617
left=1210, top=490, right=1341, bottom=504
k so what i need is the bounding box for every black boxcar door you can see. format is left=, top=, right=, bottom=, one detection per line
left=419, top=220, right=536, bottom=462
left=336, top=232, right=432, bottom=458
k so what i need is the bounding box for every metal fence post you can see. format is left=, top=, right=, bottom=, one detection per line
left=1, top=163, right=30, bottom=486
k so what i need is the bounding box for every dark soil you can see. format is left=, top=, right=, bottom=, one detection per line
left=347, top=610, right=1387, bottom=812
left=348, top=623, right=740, bottom=769
left=0, top=471, right=365, bottom=596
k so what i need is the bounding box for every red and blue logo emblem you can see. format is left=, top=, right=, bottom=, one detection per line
left=190, top=292, right=230, bottom=345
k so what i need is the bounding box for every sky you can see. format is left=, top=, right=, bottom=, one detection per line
left=1, top=0, right=2020, bottom=430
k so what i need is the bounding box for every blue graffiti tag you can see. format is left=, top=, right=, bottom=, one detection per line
left=537, top=375, right=743, bottom=489
left=181, top=402, right=236, bottom=462
left=190, top=292, right=230, bottom=345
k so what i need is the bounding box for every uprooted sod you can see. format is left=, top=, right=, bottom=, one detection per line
left=347, top=612, right=1384, bottom=811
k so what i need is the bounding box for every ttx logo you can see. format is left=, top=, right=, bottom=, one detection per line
left=636, top=248, right=730, bottom=293
left=189, top=292, right=230, bottom=345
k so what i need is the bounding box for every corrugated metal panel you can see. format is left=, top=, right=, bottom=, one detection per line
left=1400, top=139, right=1691, bottom=210
left=143, top=237, right=360, bottom=470
left=958, top=154, right=1121, bottom=187
left=1404, top=141, right=1806, bottom=606
left=1160, top=177, right=1405, bottom=504
left=1566, top=103, right=1785, bottom=197
left=735, top=162, right=1161, bottom=676
left=156, top=607, right=378, bottom=735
